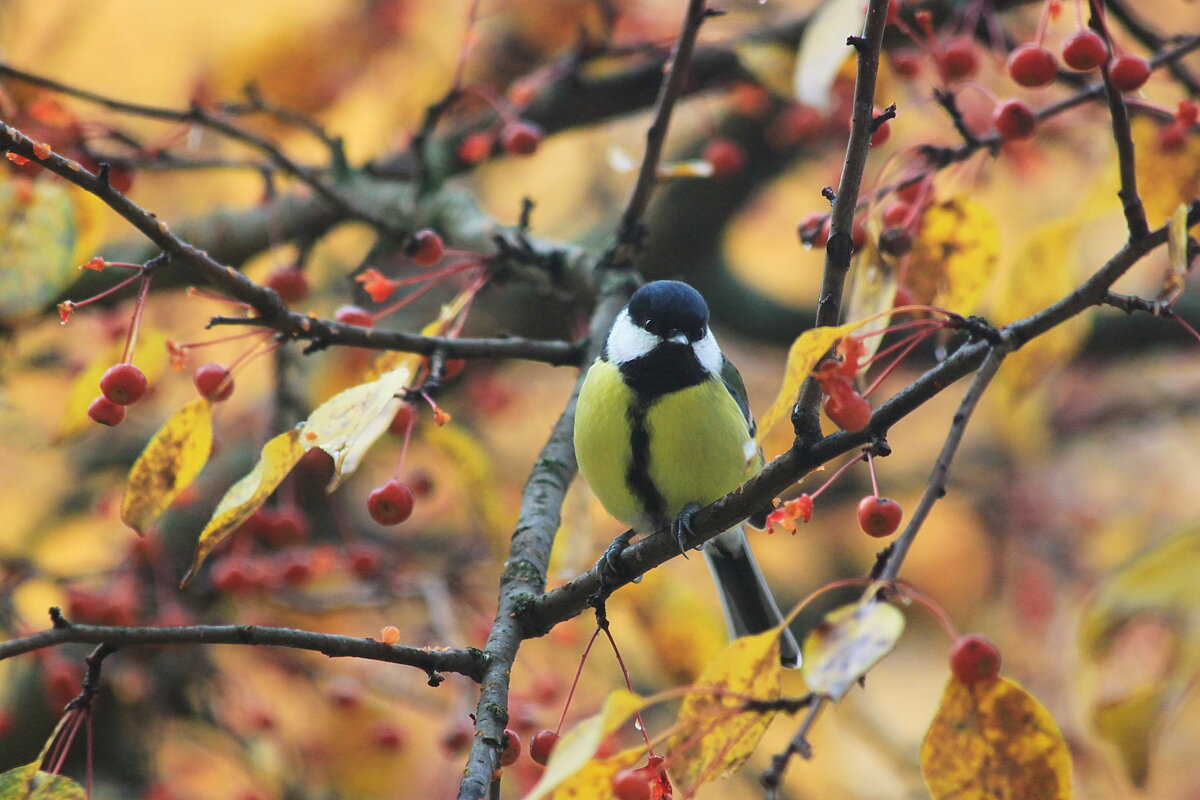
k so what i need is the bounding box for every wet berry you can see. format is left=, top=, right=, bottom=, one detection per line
left=194, top=363, right=234, bottom=402
left=949, top=634, right=1002, bottom=683
left=367, top=480, right=414, bottom=525
left=410, top=229, right=444, bottom=267
left=499, top=728, right=521, bottom=766
left=612, top=769, right=651, bottom=800
left=88, top=395, right=126, bottom=426
left=530, top=729, right=560, bottom=765
left=100, top=363, right=148, bottom=405
left=856, top=495, right=903, bottom=537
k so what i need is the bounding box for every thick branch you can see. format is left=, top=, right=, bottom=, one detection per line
left=0, top=615, right=487, bottom=682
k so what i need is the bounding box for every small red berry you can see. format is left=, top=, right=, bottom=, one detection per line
left=100, top=363, right=148, bottom=405
left=410, top=229, right=444, bottom=267
left=499, top=728, right=522, bottom=767
left=348, top=544, right=383, bottom=577
left=0, top=710, right=13, bottom=738
left=262, top=507, right=309, bottom=547
left=612, top=769, right=651, bottom=800
left=265, top=266, right=309, bottom=305
left=1007, top=44, right=1058, bottom=88
left=501, top=121, right=544, bottom=156
left=856, top=495, right=903, bottom=537
left=1158, top=121, right=1188, bottom=151
left=88, top=395, right=126, bottom=426
left=1178, top=100, right=1199, bottom=126
left=940, top=39, right=979, bottom=81
left=870, top=117, right=891, bottom=147
left=994, top=99, right=1037, bottom=141
left=949, top=634, right=1002, bottom=683
left=294, top=447, right=336, bottom=489
left=457, top=131, right=494, bottom=164
left=369, top=722, right=406, bottom=751
left=879, top=226, right=913, bottom=256
left=891, top=50, right=922, bottom=78
left=823, top=389, right=871, bottom=431
left=1109, top=54, right=1151, bottom=93
left=1062, top=29, right=1108, bottom=71
left=881, top=201, right=910, bottom=227
left=702, top=137, right=746, bottom=176
left=335, top=305, right=374, bottom=327
left=194, top=363, right=234, bottom=402
left=211, top=558, right=252, bottom=594
left=440, top=719, right=474, bottom=753
left=389, top=403, right=415, bottom=436
left=797, top=212, right=829, bottom=248
left=367, top=480, right=415, bottom=525
left=530, top=729, right=560, bottom=765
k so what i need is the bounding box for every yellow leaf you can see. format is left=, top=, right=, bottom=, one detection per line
left=536, top=746, right=646, bottom=800
left=734, top=41, right=796, bottom=98
left=1132, top=117, right=1200, bottom=228
left=424, top=424, right=509, bottom=543
left=757, top=320, right=866, bottom=446
left=0, top=175, right=81, bottom=322
left=921, top=676, right=1072, bottom=800
left=793, top=0, right=860, bottom=111
left=121, top=398, right=213, bottom=534
left=58, top=329, right=169, bottom=440
left=525, top=690, right=649, bottom=800
left=906, top=198, right=1000, bottom=316
left=1079, top=528, right=1200, bottom=658
left=1161, top=203, right=1190, bottom=304
left=1092, top=682, right=1162, bottom=787
left=0, top=762, right=85, bottom=800
left=181, top=429, right=306, bottom=585
left=664, top=627, right=783, bottom=795
left=300, top=363, right=412, bottom=490
left=846, top=235, right=899, bottom=364
left=801, top=599, right=905, bottom=700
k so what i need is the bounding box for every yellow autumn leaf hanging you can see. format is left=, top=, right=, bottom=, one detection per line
left=921, top=675, right=1071, bottom=800
left=181, top=429, right=307, bottom=585
left=0, top=762, right=85, bottom=800
left=121, top=397, right=213, bottom=534
left=801, top=598, right=905, bottom=700
left=905, top=197, right=1000, bottom=316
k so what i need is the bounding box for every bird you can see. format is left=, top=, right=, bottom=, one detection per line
left=573, top=280, right=801, bottom=667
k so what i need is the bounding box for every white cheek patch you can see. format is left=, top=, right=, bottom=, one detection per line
left=693, top=328, right=724, bottom=376
left=606, top=309, right=659, bottom=364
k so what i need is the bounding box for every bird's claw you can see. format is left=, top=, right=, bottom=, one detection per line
left=673, top=503, right=701, bottom=558
left=597, top=529, right=637, bottom=590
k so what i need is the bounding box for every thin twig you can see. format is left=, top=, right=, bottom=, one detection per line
left=610, top=0, right=711, bottom=267
left=792, top=0, right=892, bottom=443
left=0, top=613, right=488, bottom=682
left=1105, top=0, right=1200, bottom=93
left=761, top=698, right=825, bottom=798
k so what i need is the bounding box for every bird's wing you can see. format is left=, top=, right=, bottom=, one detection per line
left=719, top=356, right=756, bottom=438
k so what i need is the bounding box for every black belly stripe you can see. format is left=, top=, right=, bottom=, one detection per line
left=625, top=396, right=666, bottom=527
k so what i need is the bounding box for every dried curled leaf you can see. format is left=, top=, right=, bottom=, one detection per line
left=756, top=320, right=866, bottom=446
left=181, top=429, right=307, bottom=585
left=0, top=762, right=85, bottom=800
left=1132, top=118, right=1200, bottom=227
left=664, top=626, right=783, bottom=795
left=921, top=676, right=1071, bottom=800
left=121, top=398, right=213, bottom=534
left=525, top=690, right=649, bottom=800
left=801, top=599, right=905, bottom=700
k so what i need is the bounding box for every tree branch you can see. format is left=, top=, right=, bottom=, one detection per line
left=0, top=612, right=488, bottom=683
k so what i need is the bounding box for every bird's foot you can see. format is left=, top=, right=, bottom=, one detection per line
left=596, top=529, right=638, bottom=591
left=672, top=503, right=702, bottom=557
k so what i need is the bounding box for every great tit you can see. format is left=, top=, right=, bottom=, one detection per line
left=574, top=280, right=801, bottom=667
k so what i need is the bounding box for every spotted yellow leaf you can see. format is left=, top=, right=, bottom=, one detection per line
left=121, top=398, right=213, bottom=534
left=906, top=197, right=1000, bottom=316
left=802, top=599, right=904, bottom=700
left=0, top=175, right=80, bottom=321
left=0, top=762, right=85, bottom=800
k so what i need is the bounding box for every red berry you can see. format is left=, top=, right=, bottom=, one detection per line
left=369, top=722, right=406, bottom=751
left=881, top=201, right=910, bottom=227
left=457, top=131, right=494, bottom=164
left=266, top=266, right=309, bottom=305
left=530, top=729, right=560, bottom=766
left=327, top=680, right=362, bottom=710
left=389, top=403, right=415, bottom=436
left=1158, top=121, right=1188, bottom=151
left=612, top=769, right=651, bottom=800
left=348, top=544, right=383, bottom=577
left=856, top=495, right=903, bottom=538
left=211, top=558, right=252, bottom=593
left=851, top=218, right=867, bottom=251
left=879, top=226, right=913, bottom=256
left=940, top=39, right=979, bottom=81
left=335, top=305, right=374, bottom=327
left=100, top=363, right=148, bottom=405
left=501, top=121, right=544, bottom=156
left=440, top=719, right=474, bottom=753
left=896, top=178, right=925, bottom=204
left=1007, top=44, right=1058, bottom=88
left=949, top=634, right=1002, bottom=683
left=442, top=358, right=466, bottom=381
left=869, top=117, right=891, bottom=147
left=890, top=50, right=922, bottom=79
left=194, top=363, right=234, bottom=402
left=797, top=212, right=829, bottom=248
left=1062, top=30, right=1108, bottom=71
left=766, top=103, right=825, bottom=147
left=0, top=710, right=12, bottom=738
left=994, top=99, right=1037, bottom=141
left=88, top=395, right=126, bottom=426
left=294, top=447, right=336, bottom=489
left=1178, top=100, right=1199, bottom=126
left=367, top=480, right=415, bottom=525
left=261, top=506, right=309, bottom=547
left=499, top=728, right=521, bottom=767
left=410, top=229, right=444, bottom=267
left=823, top=388, right=871, bottom=431
left=702, top=137, right=746, bottom=176
left=1109, top=54, right=1151, bottom=93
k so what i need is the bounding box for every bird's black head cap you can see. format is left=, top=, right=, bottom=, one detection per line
left=626, top=280, right=709, bottom=343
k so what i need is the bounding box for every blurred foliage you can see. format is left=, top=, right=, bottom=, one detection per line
left=0, top=1, right=1198, bottom=799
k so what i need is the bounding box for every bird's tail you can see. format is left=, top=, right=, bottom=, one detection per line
left=703, top=525, right=801, bottom=668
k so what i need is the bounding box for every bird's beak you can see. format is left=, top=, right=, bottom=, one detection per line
left=667, top=332, right=689, bottom=346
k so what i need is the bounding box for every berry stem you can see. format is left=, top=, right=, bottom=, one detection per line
left=895, top=582, right=960, bottom=639
left=451, top=0, right=482, bottom=92
left=394, top=403, right=417, bottom=480
left=599, top=626, right=655, bottom=753
left=809, top=451, right=868, bottom=501
left=65, top=270, right=144, bottom=314
left=555, top=627, right=602, bottom=735
left=120, top=270, right=154, bottom=364
left=866, top=451, right=880, bottom=496
left=1034, top=0, right=1055, bottom=45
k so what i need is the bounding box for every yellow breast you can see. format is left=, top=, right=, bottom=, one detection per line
left=574, top=359, right=760, bottom=533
